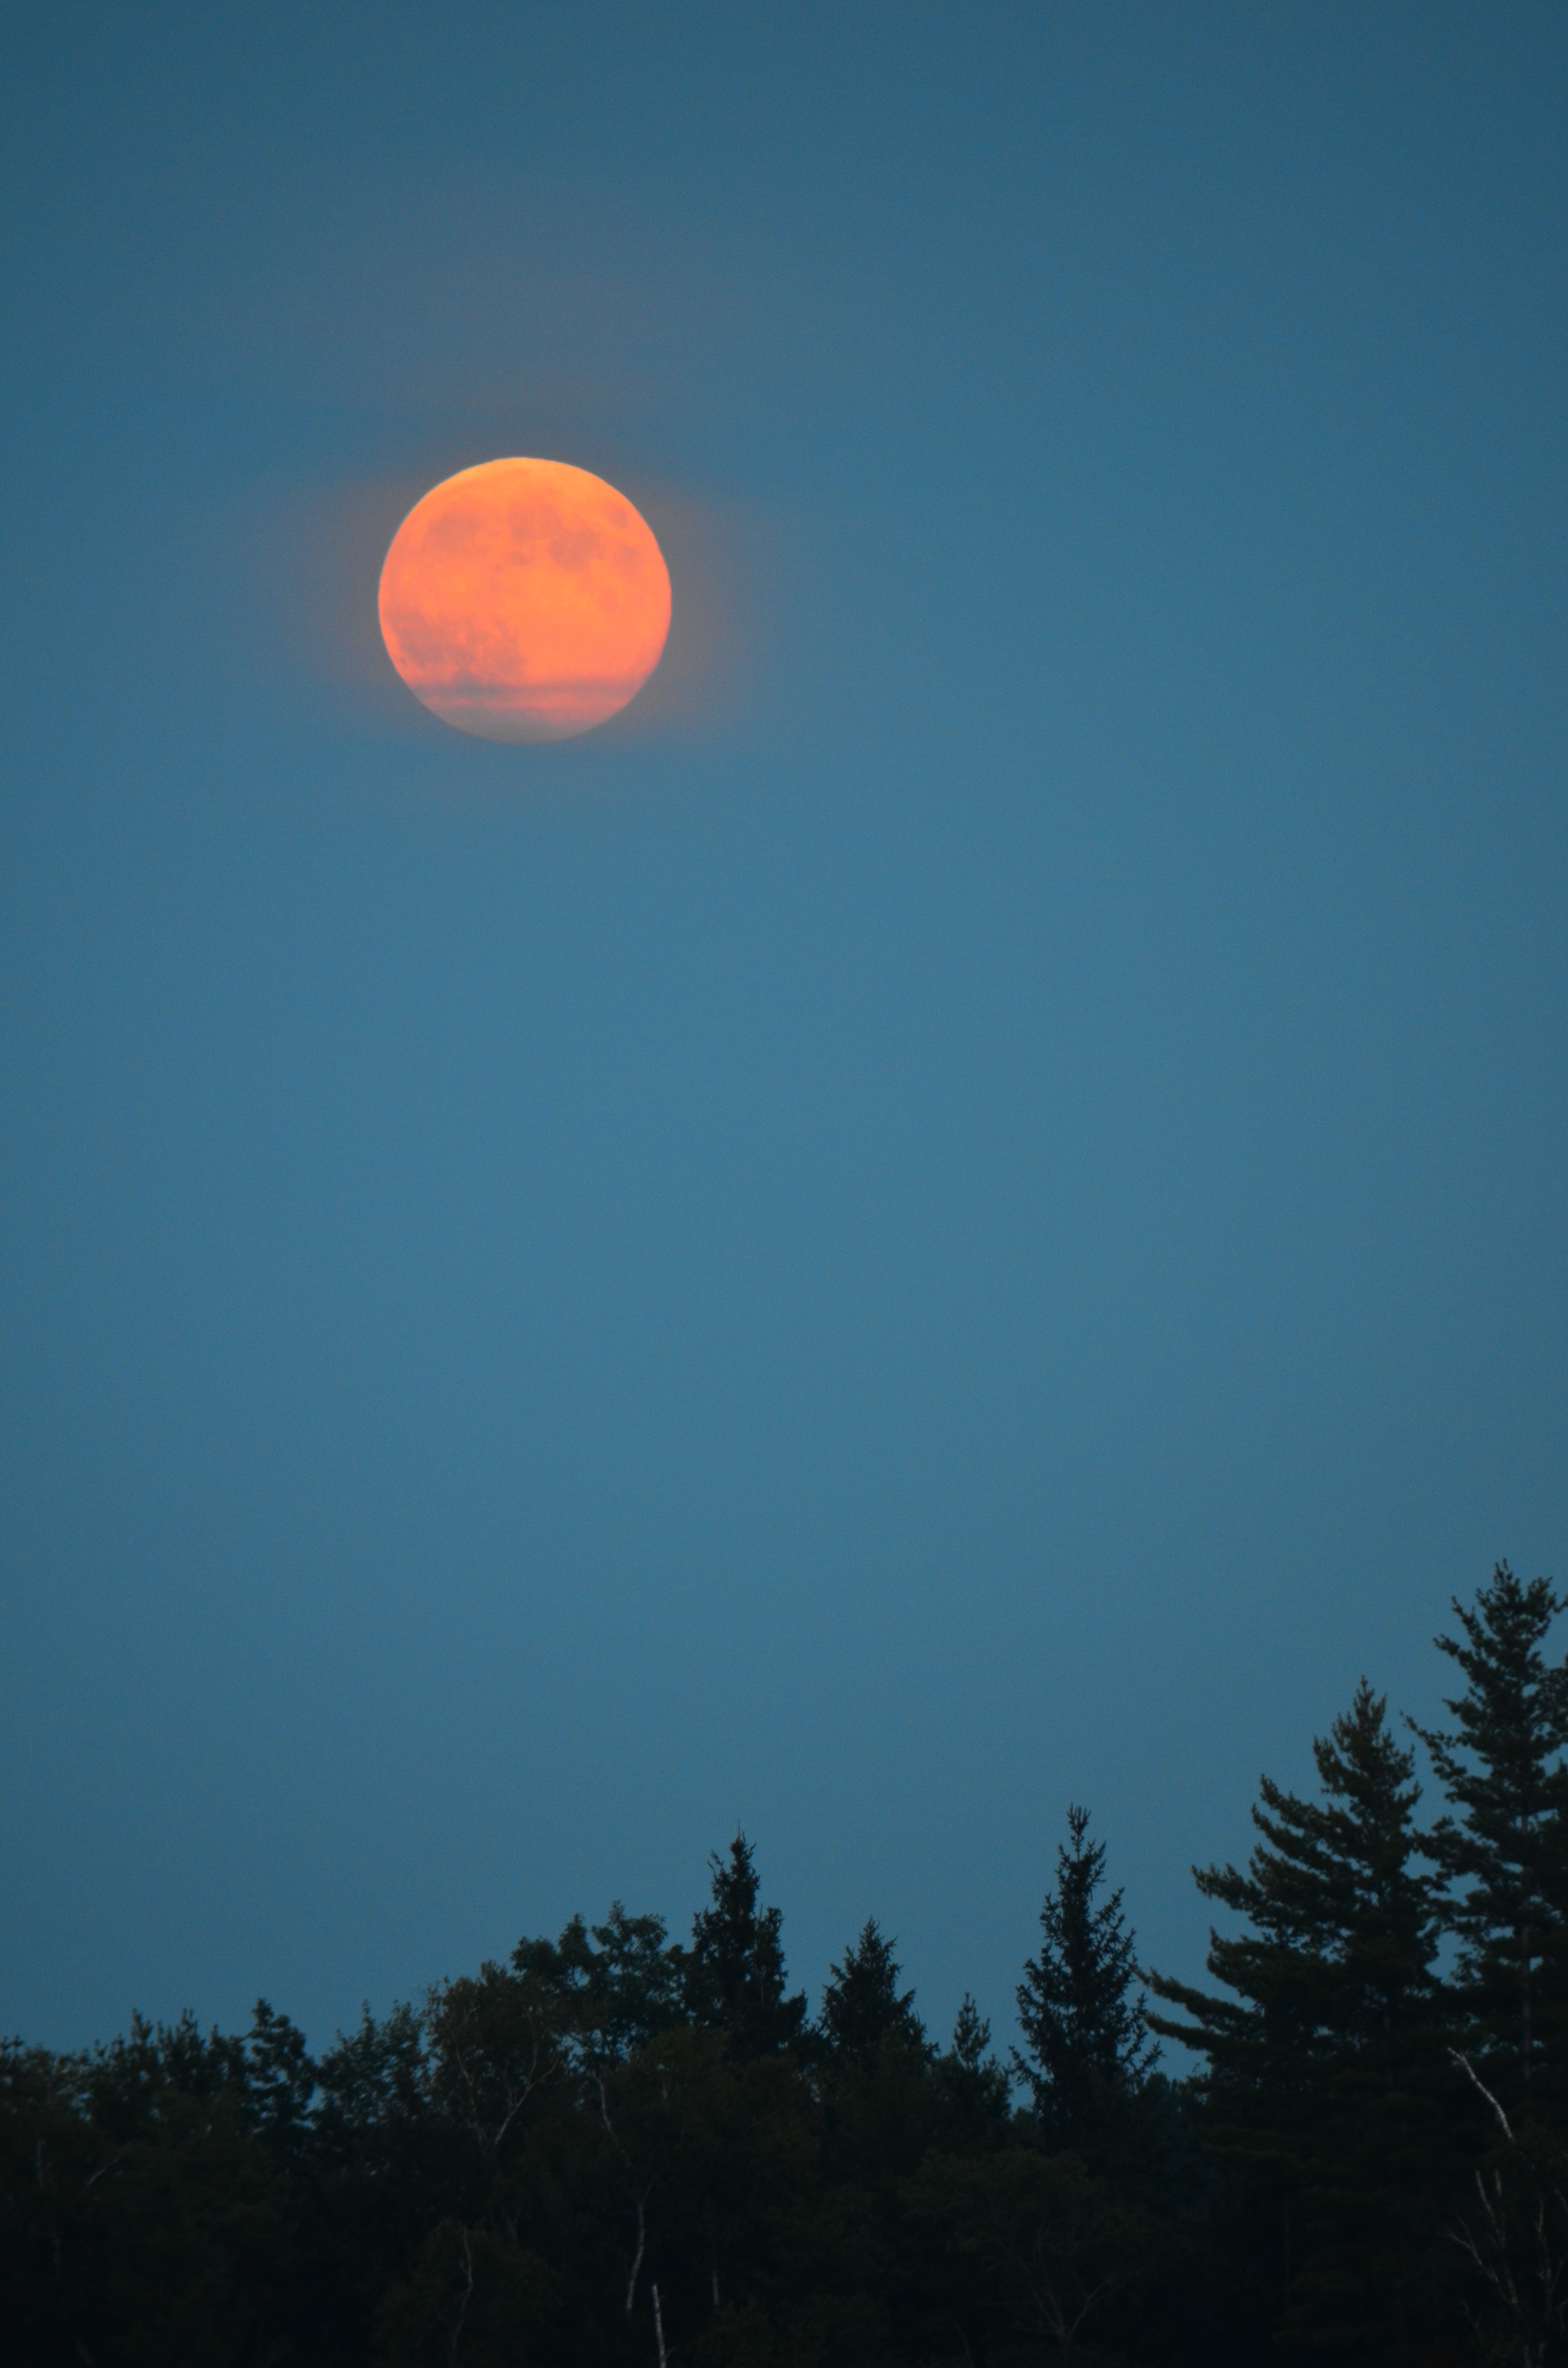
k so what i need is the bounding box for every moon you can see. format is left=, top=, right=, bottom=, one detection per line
left=378, top=458, right=672, bottom=742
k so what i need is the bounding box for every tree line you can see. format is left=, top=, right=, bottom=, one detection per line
left=6, top=1560, right=1568, bottom=2368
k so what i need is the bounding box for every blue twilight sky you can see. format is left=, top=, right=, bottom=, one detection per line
left=1, top=3, right=1564, bottom=2057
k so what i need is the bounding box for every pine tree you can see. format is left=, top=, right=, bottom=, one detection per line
left=1013, top=1804, right=1156, bottom=2154
left=1148, top=1683, right=1449, bottom=2366
left=951, top=1995, right=996, bottom=2074
left=242, top=1999, right=317, bottom=2158
left=1406, top=1567, right=1568, bottom=2368
left=934, top=1995, right=1013, bottom=2145
left=819, top=1920, right=927, bottom=2060
left=686, top=1833, right=807, bottom=2059
left=1412, top=1561, right=1568, bottom=2107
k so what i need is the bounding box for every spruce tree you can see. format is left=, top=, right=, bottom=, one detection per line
left=819, top=1920, right=927, bottom=2060
left=1013, top=1804, right=1156, bottom=2154
left=1412, top=1561, right=1568, bottom=2106
left=1148, top=1682, right=1448, bottom=2367
left=686, top=1833, right=807, bottom=2058
left=950, top=1994, right=998, bottom=2078
left=934, top=1995, right=1012, bottom=2145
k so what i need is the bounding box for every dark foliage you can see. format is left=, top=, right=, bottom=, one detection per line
left=1013, top=1803, right=1157, bottom=2158
left=1413, top=1565, right=1568, bottom=2109
left=1148, top=1681, right=1455, bottom=2365
left=686, top=1833, right=808, bottom=2060
left=819, top=1920, right=928, bottom=2064
left=6, top=1564, right=1568, bottom=2368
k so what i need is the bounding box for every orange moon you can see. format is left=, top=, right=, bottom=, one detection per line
left=378, top=458, right=672, bottom=742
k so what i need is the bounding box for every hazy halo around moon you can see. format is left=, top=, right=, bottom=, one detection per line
left=377, top=458, right=672, bottom=742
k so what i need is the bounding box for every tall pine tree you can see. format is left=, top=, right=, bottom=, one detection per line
left=685, top=1833, right=807, bottom=2059
left=1148, top=1683, right=1448, bottom=2368
left=819, top=1920, right=927, bottom=2061
left=1013, top=1804, right=1156, bottom=2156
left=1412, top=1561, right=1568, bottom=2108
left=1410, top=1566, right=1568, bottom=2368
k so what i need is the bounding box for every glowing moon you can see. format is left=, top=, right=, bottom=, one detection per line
left=378, top=458, right=672, bottom=742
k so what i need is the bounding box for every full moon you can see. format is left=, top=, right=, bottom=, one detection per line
left=378, top=458, right=672, bottom=742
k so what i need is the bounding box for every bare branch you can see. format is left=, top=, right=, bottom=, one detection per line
left=1451, top=2048, right=1518, bottom=2146
left=625, top=2192, right=648, bottom=2318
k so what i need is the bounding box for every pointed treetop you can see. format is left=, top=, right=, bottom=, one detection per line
left=950, top=1993, right=992, bottom=2073
left=1013, top=1804, right=1156, bottom=2151
left=1410, top=1562, right=1568, bottom=2091
left=819, top=1919, right=927, bottom=2059
left=687, top=1831, right=807, bottom=2058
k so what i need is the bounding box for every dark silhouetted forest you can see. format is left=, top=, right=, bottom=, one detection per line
left=7, top=1562, right=1568, bottom=2368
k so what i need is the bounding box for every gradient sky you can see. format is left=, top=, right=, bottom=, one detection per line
left=1, top=2, right=1564, bottom=2059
